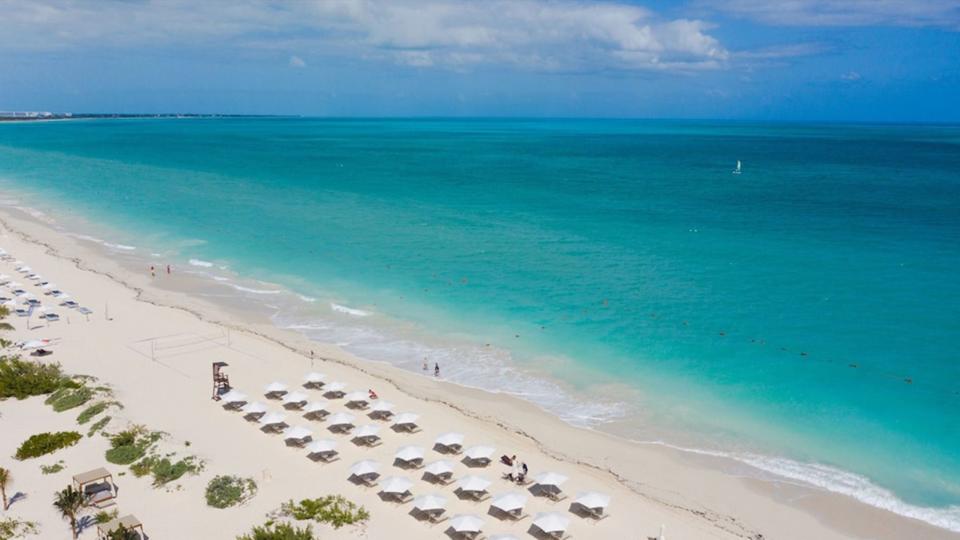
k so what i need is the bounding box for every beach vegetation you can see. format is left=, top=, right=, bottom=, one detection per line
left=94, top=509, right=118, bottom=524
left=103, top=523, right=138, bottom=540
left=87, top=416, right=111, bottom=437
left=0, top=517, right=39, bottom=540
left=76, top=401, right=120, bottom=424
left=206, top=475, right=258, bottom=508
left=52, top=485, right=85, bottom=540
left=40, top=461, right=65, bottom=475
left=0, top=467, right=10, bottom=510
left=45, top=385, right=94, bottom=412
left=236, top=522, right=314, bottom=540
left=0, top=359, right=66, bottom=399
left=149, top=456, right=202, bottom=486
left=104, top=425, right=157, bottom=465
left=279, top=495, right=369, bottom=529
left=15, top=432, right=82, bottom=460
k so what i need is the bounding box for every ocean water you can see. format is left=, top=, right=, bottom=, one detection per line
left=1, top=118, right=958, bottom=530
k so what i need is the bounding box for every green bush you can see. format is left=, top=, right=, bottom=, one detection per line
left=206, top=475, right=258, bottom=508
left=94, top=509, right=118, bottom=524
left=40, top=461, right=65, bottom=474
left=0, top=517, right=39, bottom=539
left=151, top=456, right=201, bottom=486
left=279, top=495, right=370, bottom=529
left=46, top=386, right=94, bottom=412
left=15, top=431, right=82, bottom=460
left=105, top=445, right=145, bottom=465
left=237, top=522, right=314, bottom=540
left=88, top=416, right=111, bottom=437
left=129, top=456, right=158, bottom=478
left=0, top=359, right=66, bottom=399
left=77, top=401, right=116, bottom=424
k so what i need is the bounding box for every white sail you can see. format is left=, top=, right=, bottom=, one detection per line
left=733, top=160, right=742, bottom=174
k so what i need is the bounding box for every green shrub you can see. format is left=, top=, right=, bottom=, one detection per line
left=0, top=517, right=39, bottom=539
left=279, top=495, right=370, bottom=529
left=151, top=456, right=201, bottom=486
left=0, top=359, right=66, bottom=399
left=88, top=416, right=111, bottom=437
left=94, top=509, right=118, bottom=524
left=129, top=456, right=158, bottom=478
left=109, top=429, right=138, bottom=449
left=15, top=431, right=82, bottom=460
left=105, top=445, right=145, bottom=465
left=77, top=401, right=117, bottom=424
left=206, top=475, right=258, bottom=508
left=237, top=522, right=314, bottom=540
left=47, top=386, right=94, bottom=412
left=40, top=461, right=65, bottom=474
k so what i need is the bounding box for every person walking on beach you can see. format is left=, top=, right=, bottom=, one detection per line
left=166, top=264, right=171, bottom=275
left=150, top=265, right=155, bottom=278
left=434, top=362, right=440, bottom=377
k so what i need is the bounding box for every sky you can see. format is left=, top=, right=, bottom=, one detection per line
left=1, top=0, right=958, bottom=121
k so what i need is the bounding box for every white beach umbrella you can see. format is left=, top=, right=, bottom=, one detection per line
left=534, top=472, right=569, bottom=488
left=41, top=282, right=56, bottom=289
left=464, top=445, right=495, bottom=461
left=533, top=512, right=570, bottom=535
left=574, top=491, right=611, bottom=511
left=327, top=412, right=355, bottom=428
left=283, top=425, right=313, bottom=442
left=241, top=401, right=268, bottom=415
left=449, top=514, right=484, bottom=534
left=324, top=381, right=346, bottom=393
left=343, top=391, right=369, bottom=405
left=0, top=273, right=8, bottom=279
left=370, top=400, right=395, bottom=413
left=353, top=424, right=380, bottom=439
left=258, top=412, right=287, bottom=427
left=349, top=460, right=380, bottom=477
left=392, top=412, right=420, bottom=429
left=435, top=432, right=464, bottom=447
left=491, top=492, right=528, bottom=513
left=395, top=446, right=425, bottom=463
left=20, top=339, right=51, bottom=350
left=412, top=494, right=447, bottom=512
left=489, top=535, right=521, bottom=540
left=2, top=300, right=15, bottom=307
left=282, top=391, right=308, bottom=406
left=305, top=439, right=337, bottom=454
left=456, top=475, right=491, bottom=493
left=424, top=460, right=455, bottom=477
left=220, top=390, right=248, bottom=405
left=303, top=372, right=326, bottom=385
left=303, top=401, right=329, bottom=415
left=264, top=381, right=288, bottom=395
left=379, top=476, right=413, bottom=495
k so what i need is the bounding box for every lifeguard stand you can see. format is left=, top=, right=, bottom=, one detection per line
left=212, top=361, right=231, bottom=400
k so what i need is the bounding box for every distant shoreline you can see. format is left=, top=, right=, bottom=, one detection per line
left=0, top=113, right=286, bottom=122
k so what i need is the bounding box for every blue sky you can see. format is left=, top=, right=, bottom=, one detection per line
left=1, top=0, right=958, bottom=121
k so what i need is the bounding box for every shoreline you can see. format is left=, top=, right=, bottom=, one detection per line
left=0, top=196, right=955, bottom=538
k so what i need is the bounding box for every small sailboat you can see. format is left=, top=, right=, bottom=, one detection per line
left=732, top=160, right=742, bottom=175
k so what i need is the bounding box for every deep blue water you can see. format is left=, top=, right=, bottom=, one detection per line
left=1, top=118, right=958, bottom=529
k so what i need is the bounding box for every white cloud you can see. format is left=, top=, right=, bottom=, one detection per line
left=841, top=71, right=862, bottom=81
left=708, top=0, right=960, bottom=28
left=0, top=0, right=729, bottom=72
left=288, top=55, right=306, bottom=68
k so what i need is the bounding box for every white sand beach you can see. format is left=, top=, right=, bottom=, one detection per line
left=0, top=207, right=954, bottom=540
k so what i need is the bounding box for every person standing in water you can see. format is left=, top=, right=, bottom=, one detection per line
left=434, top=363, right=440, bottom=377
left=166, top=264, right=171, bottom=275
left=150, top=265, right=155, bottom=278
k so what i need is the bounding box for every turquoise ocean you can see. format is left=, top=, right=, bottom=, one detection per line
left=0, top=118, right=958, bottom=530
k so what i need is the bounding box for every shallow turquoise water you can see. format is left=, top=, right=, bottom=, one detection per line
left=1, top=118, right=958, bottom=527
